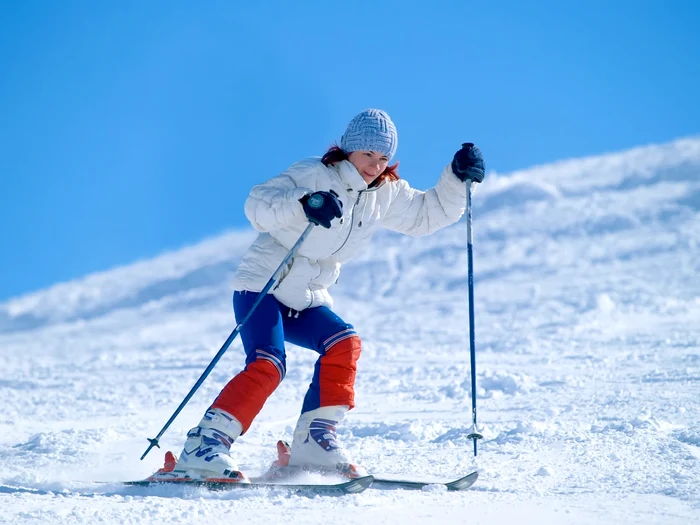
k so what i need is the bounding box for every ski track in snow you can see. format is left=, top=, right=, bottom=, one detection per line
left=1, top=137, right=699, bottom=524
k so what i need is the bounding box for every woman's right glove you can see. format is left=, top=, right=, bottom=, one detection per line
left=451, top=143, right=485, bottom=183
left=299, top=190, right=343, bottom=229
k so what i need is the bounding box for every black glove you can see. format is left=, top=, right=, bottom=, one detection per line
left=451, top=143, right=485, bottom=183
left=299, top=190, right=343, bottom=229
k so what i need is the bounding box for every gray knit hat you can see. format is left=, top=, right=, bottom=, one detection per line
left=340, top=109, right=398, bottom=160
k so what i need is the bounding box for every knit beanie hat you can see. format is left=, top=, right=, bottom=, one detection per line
left=340, top=109, right=398, bottom=160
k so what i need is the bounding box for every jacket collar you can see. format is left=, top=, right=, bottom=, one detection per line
left=334, top=160, right=368, bottom=192
left=334, top=160, right=387, bottom=193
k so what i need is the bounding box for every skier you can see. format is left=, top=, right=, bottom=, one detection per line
left=172, top=109, right=485, bottom=480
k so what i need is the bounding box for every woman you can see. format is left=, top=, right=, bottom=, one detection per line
left=172, top=109, right=485, bottom=480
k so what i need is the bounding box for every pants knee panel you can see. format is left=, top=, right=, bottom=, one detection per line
left=318, top=335, right=362, bottom=409
left=213, top=358, right=282, bottom=433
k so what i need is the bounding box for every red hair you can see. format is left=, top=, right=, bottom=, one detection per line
left=321, top=145, right=400, bottom=185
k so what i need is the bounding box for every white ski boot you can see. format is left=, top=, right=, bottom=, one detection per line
left=173, top=407, right=246, bottom=480
left=288, top=405, right=367, bottom=478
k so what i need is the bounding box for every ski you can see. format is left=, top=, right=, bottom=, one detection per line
left=267, top=441, right=479, bottom=492
left=129, top=449, right=477, bottom=495
left=124, top=450, right=372, bottom=495
left=126, top=472, right=476, bottom=494
left=371, top=470, right=479, bottom=491
left=124, top=475, right=374, bottom=495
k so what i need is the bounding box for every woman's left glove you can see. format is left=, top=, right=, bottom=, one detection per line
left=451, top=143, right=485, bottom=183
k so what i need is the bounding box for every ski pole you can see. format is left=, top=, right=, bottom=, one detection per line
left=141, top=223, right=316, bottom=460
left=465, top=184, right=483, bottom=456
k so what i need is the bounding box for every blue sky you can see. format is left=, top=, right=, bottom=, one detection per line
left=1, top=0, right=699, bottom=301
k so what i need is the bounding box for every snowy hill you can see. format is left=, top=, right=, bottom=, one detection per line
left=1, top=137, right=699, bottom=524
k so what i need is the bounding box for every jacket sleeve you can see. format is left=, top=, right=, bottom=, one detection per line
left=380, top=164, right=468, bottom=236
left=244, top=160, right=323, bottom=232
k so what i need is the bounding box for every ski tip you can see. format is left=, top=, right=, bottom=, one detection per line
left=445, top=471, right=479, bottom=491
left=343, top=475, right=374, bottom=493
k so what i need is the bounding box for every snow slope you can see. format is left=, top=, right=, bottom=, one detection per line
left=1, top=137, right=699, bottom=524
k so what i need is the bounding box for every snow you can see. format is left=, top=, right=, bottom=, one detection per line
left=1, top=136, right=700, bottom=524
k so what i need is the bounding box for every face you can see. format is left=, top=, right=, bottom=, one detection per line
left=348, top=151, right=389, bottom=184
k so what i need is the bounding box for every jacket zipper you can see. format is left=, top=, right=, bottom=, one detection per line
left=331, top=184, right=382, bottom=256
left=331, top=191, right=363, bottom=256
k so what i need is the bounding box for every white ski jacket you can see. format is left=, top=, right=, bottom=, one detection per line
left=232, top=157, right=468, bottom=311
